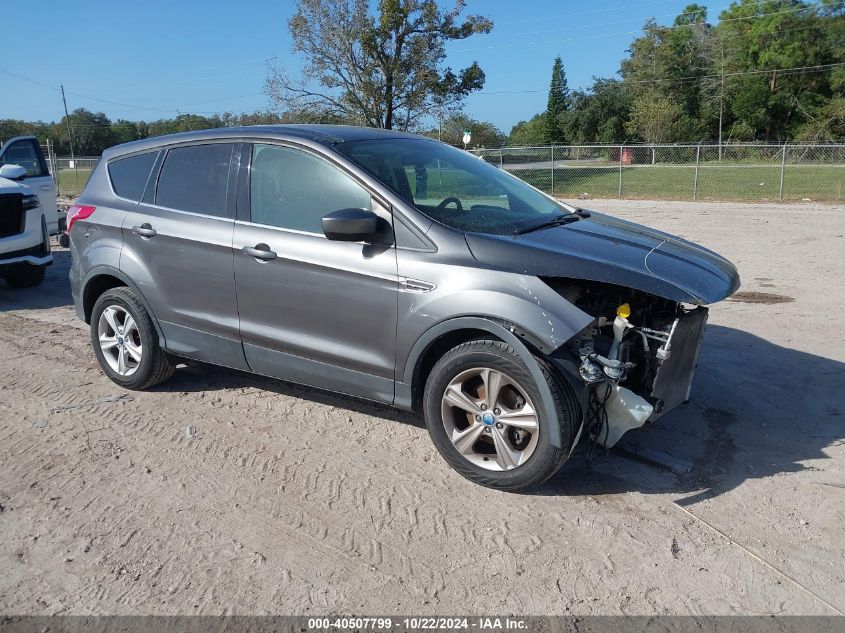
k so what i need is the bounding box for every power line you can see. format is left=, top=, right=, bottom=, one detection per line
left=451, top=1, right=840, bottom=52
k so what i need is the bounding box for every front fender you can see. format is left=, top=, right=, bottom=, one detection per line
left=396, top=273, right=594, bottom=450
left=400, top=316, right=578, bottom=449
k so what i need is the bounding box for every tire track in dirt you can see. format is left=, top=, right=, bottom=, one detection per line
left=0, top=309, right=832, bottom=615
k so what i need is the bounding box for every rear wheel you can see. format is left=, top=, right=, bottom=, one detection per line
left=2, top=264, right=46, bottom=288
left=423, top=339, right=578, bottom=491
left=90, top=287, right=174, bottom=390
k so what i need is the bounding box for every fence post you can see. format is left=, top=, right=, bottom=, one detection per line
left=499, top=147, right=503, bottom=168
left=693, top=142, right=701, bottom=200
left=618, top=142, right=625, bottom=198
left=779, top=142, right=787, bottom=201
left=550, top=144, right=555, bottom=196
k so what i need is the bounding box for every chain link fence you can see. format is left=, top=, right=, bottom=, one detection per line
left=47, top=156, right=99, bottom=198
left=473, top=143, right=845, bottom=203
left=46, top=143, right=843, bottom=202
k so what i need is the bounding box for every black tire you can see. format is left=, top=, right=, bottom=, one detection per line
left=90, top=287, right=175, bottom=390
left=423, top=339, right=579, bottom=491
left=2, top=264, right=46, bottom=288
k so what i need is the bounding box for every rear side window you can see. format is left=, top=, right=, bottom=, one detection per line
left=108, top=152, right=157, bottom=201
left=156, top=144, right=234, bottom=216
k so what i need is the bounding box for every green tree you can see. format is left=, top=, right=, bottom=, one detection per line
left=54, top=108, right=116, bottom=155
left=266, top=0, right=493, bottom=130
left=545, top=56, right=569, bottom=143
left=621, top=6, right=711, bottom=137
left=625, top=95, right=685, bottom=162
left=111, top=119, right=141, bottom=145
left=508, top=114, right=547, bottom=146
left=422, top=113, right=506, bottom=147
left=558, top=78, right=632, bottom=143
left=716, top=0, right=840, bottom=141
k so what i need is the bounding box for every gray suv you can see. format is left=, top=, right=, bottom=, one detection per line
left=69, top=125, right=739, bottom=490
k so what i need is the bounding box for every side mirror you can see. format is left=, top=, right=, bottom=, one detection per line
left=322, top=208, right=381, bottom=242
left=0, top=164, right=27, bottom=180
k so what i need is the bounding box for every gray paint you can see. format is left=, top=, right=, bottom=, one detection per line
left=70, top=125, right=741, bottom=449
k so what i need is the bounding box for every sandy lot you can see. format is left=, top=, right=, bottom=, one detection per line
left=0, top=200, right=843, bottom=616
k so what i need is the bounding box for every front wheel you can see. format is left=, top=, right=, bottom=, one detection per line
left=2, top=263, right=46, bottom=288
left=423, top=339, right=579, bottom=491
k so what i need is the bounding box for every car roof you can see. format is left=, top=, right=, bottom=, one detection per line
left=103, top=125, right=429, bottom=160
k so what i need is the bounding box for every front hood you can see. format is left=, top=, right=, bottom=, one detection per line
left=0, top=177, right=29, bottom=195
left=465, top=211, right=740, bottom=305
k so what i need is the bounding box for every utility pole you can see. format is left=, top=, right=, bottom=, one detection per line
left=60, top=85, right=75, bottom=160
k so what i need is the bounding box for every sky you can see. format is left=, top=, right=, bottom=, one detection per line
left=0, top=0, right=743, bottom=133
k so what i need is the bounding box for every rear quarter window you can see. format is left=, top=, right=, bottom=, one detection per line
left=108, top=152, right=158, bottom=201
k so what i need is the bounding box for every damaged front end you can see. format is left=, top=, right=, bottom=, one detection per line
left=544, top=278, right=709, bottom=448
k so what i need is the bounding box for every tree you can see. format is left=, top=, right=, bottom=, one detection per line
left=508, top=114, right=547, bottom=146
left=558, top=78, right=632, bottom=143
left=422, top=113, right=505, bottom=147
left=625, top=95, right=685, bottom=162
left=54, top=109, right=115, bottom=155
left=621, top=6, right=711, bottom=138
left=716, top=0, right=840, bottom=141
left=545, top=56, right=569, bottom=143
left=265, top=0, right=493, bottom=130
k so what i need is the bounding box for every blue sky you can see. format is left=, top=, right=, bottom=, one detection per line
left=1, top=0, right=740, bottom=132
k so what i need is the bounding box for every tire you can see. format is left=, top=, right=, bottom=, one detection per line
left=2, top=264, right=46, bottom=288
left=90, top=287, right=175, bottom=390
left=423, top=339, right=579, bottom=491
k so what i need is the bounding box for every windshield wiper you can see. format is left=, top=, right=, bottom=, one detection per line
left=515, top=209, right=590, bottom=235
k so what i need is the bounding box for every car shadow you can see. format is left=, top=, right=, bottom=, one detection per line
left=538, top=325, right=845, bottom=501
left=152, top=361, right=425, bottom=429
left=156, top=324, right=844, bottom=502
left=0, top=248, right=74, bottom=311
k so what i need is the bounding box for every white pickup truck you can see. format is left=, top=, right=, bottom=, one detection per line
left=0, top=136, right=59, bottom=233
left=0, top=138, right=55, bottom=288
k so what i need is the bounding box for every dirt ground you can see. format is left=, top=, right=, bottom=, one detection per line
left=1, top=200, right=843, bottom=616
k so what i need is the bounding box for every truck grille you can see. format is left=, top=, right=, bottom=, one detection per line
left=0, top=194, right=25, bottom=238
left=650, top=307, right=709, bottom=417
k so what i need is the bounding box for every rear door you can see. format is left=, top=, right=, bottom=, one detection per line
left=0, top=136, right=58, bottom=234
left=119, top=142, right=249, bottom=371
left=233, top=142, right=398, bottom=402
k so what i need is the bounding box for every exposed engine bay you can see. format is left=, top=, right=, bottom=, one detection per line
left=544, top=278, right=709, bottom=448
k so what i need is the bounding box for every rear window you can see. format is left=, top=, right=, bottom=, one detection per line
left=108, top=152, right=157, bottom=201
left=155, top=144, right=234, bottom=217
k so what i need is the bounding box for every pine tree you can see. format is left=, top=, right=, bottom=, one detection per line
left=546, top=56, right=569, bottom=143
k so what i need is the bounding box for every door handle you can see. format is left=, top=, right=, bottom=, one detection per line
left=242, top=243, right=277, bottom=261
left=132, top=223, right=157, bottom=238
left=39, top=185, right=53, bottom=191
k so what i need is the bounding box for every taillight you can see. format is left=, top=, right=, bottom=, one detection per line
left=67, top=205, right=96, bottom=232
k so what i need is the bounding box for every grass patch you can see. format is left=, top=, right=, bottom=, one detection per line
left=526, top=164, right=844, bottom=202
left=56, top=168, right=93, bottom=197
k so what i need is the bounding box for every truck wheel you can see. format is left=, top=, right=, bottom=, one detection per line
left=2, top=264, right=46, bottom=288
left=423, top=339, right=579, bottom=491
left=90, top=287, right=175, bottom=390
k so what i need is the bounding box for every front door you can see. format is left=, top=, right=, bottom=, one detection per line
left=233, top=143, right=398, bottom=403
left=120, top=142, right=248, bottom=371
left=0, top=136, right=58, bottom=233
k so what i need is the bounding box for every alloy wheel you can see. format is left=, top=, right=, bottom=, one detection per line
left=97, top=305, right=142, bottom=376
left=440, top=367, right=540, bottom=471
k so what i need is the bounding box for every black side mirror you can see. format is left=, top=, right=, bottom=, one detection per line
left=322, top=208, right=381, bottom=242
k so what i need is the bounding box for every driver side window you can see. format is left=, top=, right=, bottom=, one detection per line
left=250, top=144, right=371, bottom=233
left=0, top=139, right=48, bottom=177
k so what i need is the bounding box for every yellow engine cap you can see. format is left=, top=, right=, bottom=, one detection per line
left=617, top=303, right=631, bottom=319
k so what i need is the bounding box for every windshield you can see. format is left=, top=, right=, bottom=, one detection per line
left=335, top=138, right=570, bottom=235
